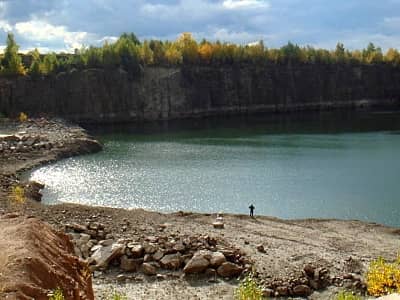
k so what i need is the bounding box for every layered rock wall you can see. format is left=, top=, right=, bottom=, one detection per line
left=0, top=63, right=399, bottom=123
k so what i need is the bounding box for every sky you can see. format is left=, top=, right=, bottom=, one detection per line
left=0, top=0, right=399, bottom=53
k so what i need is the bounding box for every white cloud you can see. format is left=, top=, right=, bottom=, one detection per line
left=14, top=19, right=88, bottom=52
left=0, top=21, right=12, bottom=32
left=222, top=0, right=269, bottom=10
left=211, top=28, right=266, bottom=43
left=97, top=36, right=118, bottom=44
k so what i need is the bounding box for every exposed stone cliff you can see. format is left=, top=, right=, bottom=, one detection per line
left=0, top=63, right=399, bottom=123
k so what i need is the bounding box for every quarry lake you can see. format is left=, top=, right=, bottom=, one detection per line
left=28, top=111, right=400, bottom=226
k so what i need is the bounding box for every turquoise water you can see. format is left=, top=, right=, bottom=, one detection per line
left=28, top=112, right=400, bottom=226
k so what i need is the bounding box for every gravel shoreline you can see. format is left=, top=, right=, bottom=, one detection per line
left=1, top=119, right=399, bottom=299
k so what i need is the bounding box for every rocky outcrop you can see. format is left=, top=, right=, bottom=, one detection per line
left=0, top=64, right=399, bottom=123
left=0, top=215, right=94, bottom=300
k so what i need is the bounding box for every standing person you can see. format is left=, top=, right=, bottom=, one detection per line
left=249, top=204, right=255, bottom=217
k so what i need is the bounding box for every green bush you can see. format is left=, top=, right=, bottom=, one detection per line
left=235, top=273, right=263, bottom=300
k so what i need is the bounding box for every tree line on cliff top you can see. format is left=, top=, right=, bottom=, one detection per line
left=1, top=32, right=400, bottom=77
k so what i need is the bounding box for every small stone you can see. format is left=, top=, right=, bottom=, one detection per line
left=262, top=288, right=274, bottom=297
left=256, top=244, right=266, bottom=253
left=293, top=284, right=312, bottom=296
left=213, top=222, right=224, bottom=229
left=99, top=239, right=114, bottom=246
left=157, top=274, right=167, bottom=280
left=276, top=286, right=289, bottom=296
left=116, top=274, right=128, bottom=282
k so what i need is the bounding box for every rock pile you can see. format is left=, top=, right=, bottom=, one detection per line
left=65, top=222, right=250, bottom=280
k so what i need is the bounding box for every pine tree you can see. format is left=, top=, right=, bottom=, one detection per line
left=1, top=33, right=25, bottom=75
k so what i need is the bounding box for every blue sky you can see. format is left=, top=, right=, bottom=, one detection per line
left=0, top=0, right=399, bottom=53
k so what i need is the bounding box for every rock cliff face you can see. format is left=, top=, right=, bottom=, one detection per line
left=0, top=63, right=399, bottom=123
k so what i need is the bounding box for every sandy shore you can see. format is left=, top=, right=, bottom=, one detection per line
left=1, top=119, right=399, bottom=299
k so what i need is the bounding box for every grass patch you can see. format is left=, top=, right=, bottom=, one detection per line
left=335, top=290, right=361, bottom=300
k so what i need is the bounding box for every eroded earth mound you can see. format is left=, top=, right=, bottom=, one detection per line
left=0, top=214, right=94, bottom=300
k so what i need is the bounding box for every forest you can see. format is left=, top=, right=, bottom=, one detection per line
left=1, top=32, right=400, bottom=77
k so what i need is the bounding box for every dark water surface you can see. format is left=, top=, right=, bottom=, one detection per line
left=28, top=111, right=400, bottom=226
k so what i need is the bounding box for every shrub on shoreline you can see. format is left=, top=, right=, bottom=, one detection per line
left=366, top=256, right=400, bottom=296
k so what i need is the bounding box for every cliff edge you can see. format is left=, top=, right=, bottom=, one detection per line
left=0, top=64, right=399, bottom=123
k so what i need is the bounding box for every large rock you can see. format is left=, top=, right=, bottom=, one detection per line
left=160, top=253, right=182, bottom=270
left=91, top=243, right=125, bottom=268
left=142, top=263, right=157, bottom=275
left=209, top=252, right=226, bottom=268
left=183, top=256, right=210, bottom=274
left=217, top=262, right=243, bottom=277
left=0, top=215, right=94, bottom=300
